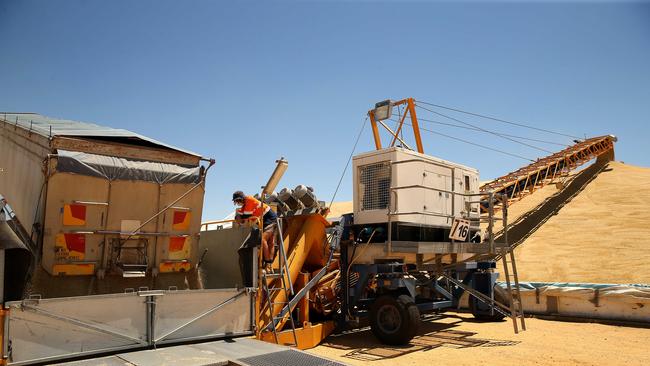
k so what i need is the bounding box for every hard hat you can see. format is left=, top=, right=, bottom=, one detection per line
left=232, top=191, right=245, bottom=202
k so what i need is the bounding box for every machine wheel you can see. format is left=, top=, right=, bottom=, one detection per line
left=369, top=294, right=420, bottom=345
left=469, top=285, right=508, bottom=321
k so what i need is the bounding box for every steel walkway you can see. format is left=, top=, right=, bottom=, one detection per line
left=53, top=338, right=347, bottom=366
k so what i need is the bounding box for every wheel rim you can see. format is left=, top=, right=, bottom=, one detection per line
left=376, top=304, right=402, bottom=334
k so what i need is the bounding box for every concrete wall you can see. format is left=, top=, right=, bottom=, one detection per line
left=199, top=227, right=251, bottom=288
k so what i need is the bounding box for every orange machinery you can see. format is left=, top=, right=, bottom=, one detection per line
left=256, top=212, right=340, bottom=349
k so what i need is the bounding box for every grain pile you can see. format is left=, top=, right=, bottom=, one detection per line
left=510, top=161, right=650, bottom=284
left=326, top=201, right=353, bottom=218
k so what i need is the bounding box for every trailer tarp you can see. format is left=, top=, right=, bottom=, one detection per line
left=55, top=150, right=202, bottom=184
left=1, top=113, right=201, bottom=158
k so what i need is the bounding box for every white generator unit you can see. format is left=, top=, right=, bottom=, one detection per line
left=352, top=147, right=480, bottom=244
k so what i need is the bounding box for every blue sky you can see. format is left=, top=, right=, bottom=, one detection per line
left=1, top=0, right=648, bottom=220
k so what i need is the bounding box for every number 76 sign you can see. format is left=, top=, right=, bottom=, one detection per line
left=449, top=218, right=471, bottom=241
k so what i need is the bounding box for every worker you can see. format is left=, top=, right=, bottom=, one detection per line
left=233, top=191, right=277, bottom=265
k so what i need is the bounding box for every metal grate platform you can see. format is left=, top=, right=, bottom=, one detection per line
left=239, top=349, right=346, bottom=366
left=53, top=338, right=347, bottom=366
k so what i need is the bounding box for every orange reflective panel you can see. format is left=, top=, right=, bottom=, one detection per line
left=53, top=263, right=95, bottom=276
left=172, top=210, right=191, bottom=231
left=55, top=233, right=86, bottom=261
left=159, top=261, right=191, bottom=273
left=63, top=204, right=86, bottom=226
left=168, top=236, right=190, bottom=260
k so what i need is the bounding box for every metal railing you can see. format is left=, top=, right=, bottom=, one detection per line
left=387, top=183, right=508, bottom=255
left=200, top=219, right=236, bottom=231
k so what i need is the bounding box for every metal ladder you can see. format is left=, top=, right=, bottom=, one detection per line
left=499, top=195, right=526, bottom=333
left=470, top=193, right=525, bottom=333
left=260, top=218, right=299, bottom=347
left=500, top=247, right=526, bottom=333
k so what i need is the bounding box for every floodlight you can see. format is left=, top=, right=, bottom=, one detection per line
left=373, top=100, right=393, bottom=121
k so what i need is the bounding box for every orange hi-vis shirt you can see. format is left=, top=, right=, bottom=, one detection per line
left=236, top=195, right=270, bottom=219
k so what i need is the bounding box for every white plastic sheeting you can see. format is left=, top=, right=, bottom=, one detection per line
left=513, top=282, right=650, bottom=322
left=458, top=282, right=650, bottom=322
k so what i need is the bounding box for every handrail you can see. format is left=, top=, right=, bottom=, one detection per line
left=387, top=187, right=507, bottom=254
left=391, top=184, right=487, bottom=197
left=391, top=157, right=477, bottom=173
left=387, top=159, right=488, bottom=252
left=378, top=158, right=510, bottom=254
left=388, top=185, right=482, bottom=224
left=200, top=219, right=235, bottom=231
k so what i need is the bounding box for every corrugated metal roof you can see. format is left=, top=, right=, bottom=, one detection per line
left=0, top=112, right=201, bottom=158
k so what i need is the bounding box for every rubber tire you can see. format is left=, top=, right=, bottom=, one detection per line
left=469, top=285, right=507, bottom=321
left=369, top=294, right=420, bottom=345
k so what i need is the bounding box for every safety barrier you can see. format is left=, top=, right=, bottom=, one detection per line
left=2, top=288, right=252, bottom=365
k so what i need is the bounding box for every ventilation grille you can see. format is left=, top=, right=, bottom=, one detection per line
left=358, top=161, right=391, bottom=211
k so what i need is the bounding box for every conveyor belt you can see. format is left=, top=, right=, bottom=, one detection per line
left=480, top=135, right=616, bottom=209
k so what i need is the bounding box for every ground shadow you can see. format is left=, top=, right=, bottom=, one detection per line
left=321, top=314, right=520, bottom=362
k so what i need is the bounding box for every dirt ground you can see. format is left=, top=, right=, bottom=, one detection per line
left=308, top=313, right=650, bottom=366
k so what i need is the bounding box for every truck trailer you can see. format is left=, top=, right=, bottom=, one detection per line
left=0, top=113, right=210, bottom=300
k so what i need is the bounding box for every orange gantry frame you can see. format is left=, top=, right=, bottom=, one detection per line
left=369, top=98, right=425, bottom=154
left=480, top=135, right=616, bottom=209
